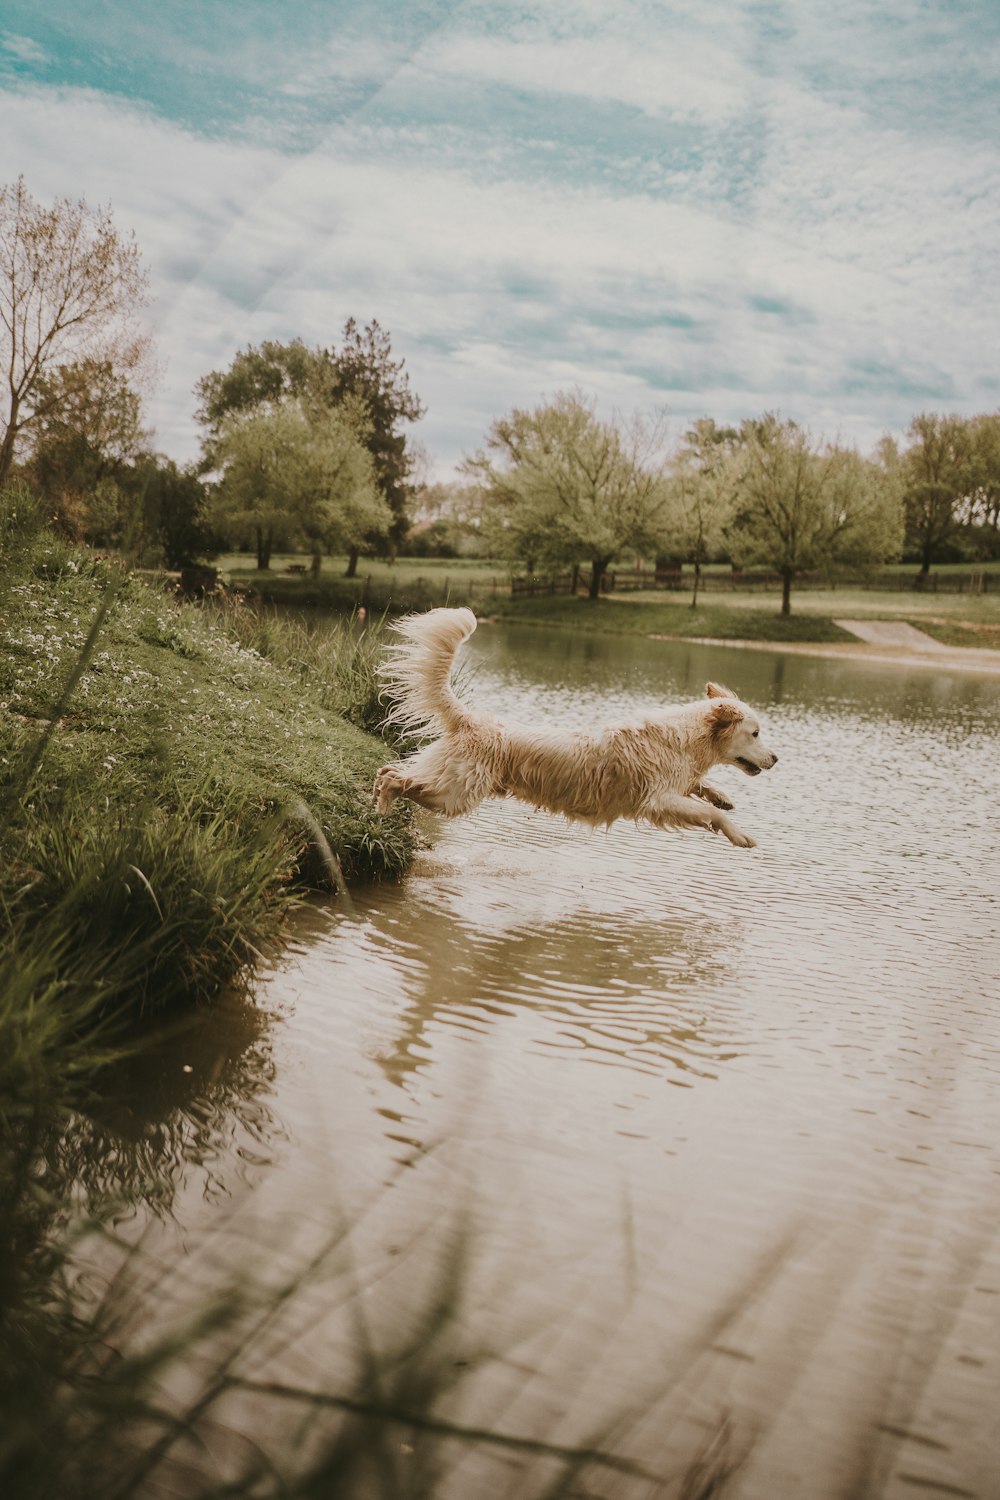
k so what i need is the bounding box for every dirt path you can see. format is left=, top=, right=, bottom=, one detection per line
left=646, top=626, right=1000, bottom=677
left=833, top=618, right=948, bottom=650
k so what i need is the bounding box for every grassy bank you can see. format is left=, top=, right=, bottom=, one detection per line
left=490, top=594, right=856, bottom=642
left=0, top=494, right=426, bottom=1494
left=1, top=544, right=413, bottom=1004
left=0, top=488, right=415, bottom=1194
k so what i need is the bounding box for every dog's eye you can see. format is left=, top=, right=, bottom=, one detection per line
left=752, top=729, right=759, bottom=738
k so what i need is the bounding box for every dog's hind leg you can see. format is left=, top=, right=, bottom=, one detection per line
left=373, top=765, right=405, bottom=813
left=373, top=759, right=488, bottom=817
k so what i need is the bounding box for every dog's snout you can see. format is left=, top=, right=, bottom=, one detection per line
left=768, top=753, right=779, bottom=767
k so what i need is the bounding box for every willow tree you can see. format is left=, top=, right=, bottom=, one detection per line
left=666, top=418, right=739, bottom=607
left=212, top=399, right=388, bottom=573
left=896, top=413, right=974, bottom=579
left=465, top=391, right=671, bottom=598
left=0, top=177, right=149, bottom=488
left=727, top=415, right=903, bottom=615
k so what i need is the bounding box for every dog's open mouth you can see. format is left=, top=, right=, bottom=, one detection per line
left=735, top=757, right=762, bottom=775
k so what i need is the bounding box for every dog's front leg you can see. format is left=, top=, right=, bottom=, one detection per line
left=694, top=780, right=735, bottom=811
left=649, top=793, right=755, bottom=849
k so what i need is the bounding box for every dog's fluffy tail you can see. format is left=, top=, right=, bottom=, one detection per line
left=379, top=606, right=478, bottom=738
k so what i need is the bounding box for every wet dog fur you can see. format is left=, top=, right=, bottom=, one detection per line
left=373, top=607, right=778, bottom=848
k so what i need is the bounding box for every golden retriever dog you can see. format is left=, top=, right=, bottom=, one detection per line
left=373, top=607, right=778, bottom=848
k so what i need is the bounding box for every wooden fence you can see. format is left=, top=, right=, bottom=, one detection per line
left=510, top=568, right=996, bottom=598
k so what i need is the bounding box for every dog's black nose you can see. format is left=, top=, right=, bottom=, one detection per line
left=770, top=753, right=779, bottom=766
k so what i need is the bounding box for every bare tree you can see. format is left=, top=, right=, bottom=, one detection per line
left=0, top=176, right=149, bottom=488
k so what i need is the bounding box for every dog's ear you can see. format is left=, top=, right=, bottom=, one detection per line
left=706, top=681, right=738, bottom=699
left=708, top=700, right=743, bottom=737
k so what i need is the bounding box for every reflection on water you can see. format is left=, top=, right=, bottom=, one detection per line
left=58, top=988, right=284, bottom=1215
left=85, top=627, right=1000, bottom=1497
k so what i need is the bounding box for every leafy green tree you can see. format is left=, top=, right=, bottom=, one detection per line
left=898, top=413, right=973, bottom=578
left=28, top=358, right=146, bottom=537
left=211, top=400, right=388, bottom=572
left=333, top=318, right=425, bottom=571
left=195, top=339, right=332, bottom=458
left=465, top=392, right=671, bottom=598
left=135, top=456, right=218, bottom=569
left=961, top=412, right=1000, bottom=553
left=195, top=321, right=424, bottom=574
left=727, top=414, right=903, bottom=615
left=0, top=176, right=149, bottom=488
left=666, top=418, right=739, bottom=607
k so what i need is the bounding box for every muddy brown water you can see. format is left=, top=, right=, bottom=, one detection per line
left=98, top=624, right=1000, bottom=1498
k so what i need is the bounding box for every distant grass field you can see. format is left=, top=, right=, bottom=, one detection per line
left=490, top=595, right=855, bottom=642
left=216, top=552, right=1000, bottom=646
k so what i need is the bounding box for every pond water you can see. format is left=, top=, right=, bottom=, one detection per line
left=104, top=624, right=1000, bottom=1498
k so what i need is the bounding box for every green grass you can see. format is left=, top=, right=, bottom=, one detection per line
left=910, top=617, right=1000, bottom=650
left=215, top=551, right=1000, bottom=645
left=0, top=492, right=428, bottom=1500
left=1, top=544, right=413, bottom=907
left=0, top=486, right=417, bottom=1141
left=491, top=594, right=856, bottom=642
left=218, top=551, right=511, bottom=612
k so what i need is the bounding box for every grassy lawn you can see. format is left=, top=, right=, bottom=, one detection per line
left=217, top=551, right=509, bottom=611
left=911, top=618, right=1000, bottom=650
left=214, top=550, right=1000, bottom=647
left=490, top=594, right=855, bottom=642
left=217, top=550, right=507, bottom=583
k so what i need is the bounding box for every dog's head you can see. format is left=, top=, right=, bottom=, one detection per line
left=705, top=682, right=778, bottom=776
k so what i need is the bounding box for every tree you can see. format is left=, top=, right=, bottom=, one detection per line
left=727, top=415, right=903, bottom=615
left=465, top=392, right=671, bottom=598
left=333, top=318, right=425, bottom=571
left=194, top=321, right=424, bottom=574
left=135, top=456, right=218, bottom=569
left=0, top=176, right=149, bottom=488
left=961, top=412, right=1000, bottom=555
left=211, top=400, right=388, bottom=572
left=194, top=339, right=332, bottom=461
left=28, top=358, right=147, bottom=536
left=666, top=418, right=739, bottom=607
left=898, top=413, right=973, bottom=578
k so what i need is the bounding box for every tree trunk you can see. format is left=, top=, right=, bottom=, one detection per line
left=781, top=567, right=793, bottom=616
left=691, top=560, right=701, bottom=609
left=915, top=542, right=933, bottom=588
left=345, top=547, right=360, bottom=578
left=0, top=422, right=18, bottom=491
left=255, top=527, right=272, bottom=570
left=589, top=557, right=609, bottom=599
left=310, top=548, right=322, bottom=578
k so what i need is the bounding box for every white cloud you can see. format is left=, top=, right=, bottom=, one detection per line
left=2, top=33, right=998, bottom=482
left=2, top=32, right=48, bottom=65
left=419, top=30, right=752, bottom=124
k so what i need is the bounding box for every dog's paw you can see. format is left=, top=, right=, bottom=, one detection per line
left=696, top=782, right=735, bottom=811
left=728, top=828, right=756, bottom=849
left=372, top=768, right=397, bottom=814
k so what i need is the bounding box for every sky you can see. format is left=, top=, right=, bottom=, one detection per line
left=2, top=0, right=999, bottom=479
